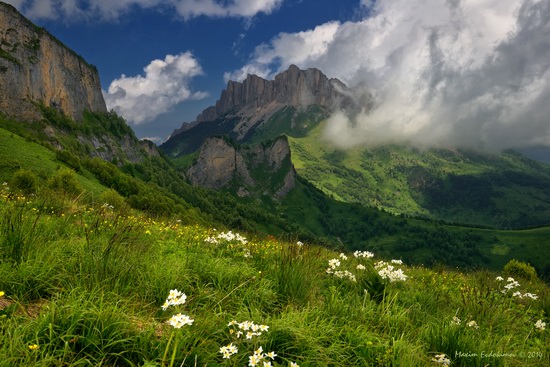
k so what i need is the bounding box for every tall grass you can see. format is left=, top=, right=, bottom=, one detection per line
left=0, top=188, right=548, bottom=366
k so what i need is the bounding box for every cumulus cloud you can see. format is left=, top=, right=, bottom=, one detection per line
left=227, top=0, right=550, bottom=151
left=5, top=0, right=283, bottom=21
left=103, top=52, right=208, bottom=125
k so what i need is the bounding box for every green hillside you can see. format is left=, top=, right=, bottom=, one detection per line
left=289, top=122, right=550, bottom=229
left=1, top=185, right=548, bottom=366
left=3, top=111, right=550, bottom=278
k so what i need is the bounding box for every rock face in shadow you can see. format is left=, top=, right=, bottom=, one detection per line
left=0, top=2, right=107, bottom=121
left=186, top=136, right=296, bottom=199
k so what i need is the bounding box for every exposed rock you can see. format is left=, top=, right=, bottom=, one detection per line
left=0, top=2, right=107, bottom=121
left=171, top=65, right=355, bottom=141
left=186, top=136, right=295, bottom=199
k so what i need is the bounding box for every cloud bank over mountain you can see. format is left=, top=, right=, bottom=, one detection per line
left=228, top=0, right=550, bottom=151
left=103, top=52, right=208, bottom=125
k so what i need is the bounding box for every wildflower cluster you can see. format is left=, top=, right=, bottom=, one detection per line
left=205, top=230, right=248, bottom=245
left=101, top=202, right=114, bottom=210
left=535, top=319, right=546, bottom=331
left=450, top=316, right=479, bottom=329
left=220, top=320, right=300, bottom=367
left=325, top=258, right=356, bottom=281
left=161, top=289, right=193, bottom=329
left=354, top=250, right=374, bottom=258
left=431, top=353, right=451, bottom=366
left=219, top=343, right=238, bottom=359
left=450, top=316, right=461, bottom=326
left=162, top=289, right=187, bottom=310
left=511, top=291, right=538, bottom=300
left=247, top=346, right=277, bottom=367
left=374, top=260, right=408, bottom=282
left=496, top=276, right=538, bottom=299
left=496, top=276, right=520, bottom=293
left=227, top=320, right=269, bottom=340
left=168, top=313, right=194, bottom=328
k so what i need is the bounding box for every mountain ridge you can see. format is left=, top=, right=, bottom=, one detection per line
left=167, top=65, right=359, bottom=144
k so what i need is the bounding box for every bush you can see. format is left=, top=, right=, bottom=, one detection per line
left=503, top=259, right=538, bottom=282
left=55, top=149, right=81, bottom=171
left=11, top=169, right=39, bottom=195
left=48, top=169, right=82, bottom=196
left=98, top=188, right=129, bottom=214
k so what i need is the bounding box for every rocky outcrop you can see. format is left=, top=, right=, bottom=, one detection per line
left=172, top=65, right=354, bottom=141
left=186, top=136, right=296, bottom=199
left=0, top=2, right=107, bottom=121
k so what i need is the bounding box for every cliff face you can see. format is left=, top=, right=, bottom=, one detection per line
left=0, top=2, right=107, bottom=121
left=186, top=136, right=296, bottom=199
left=171, top=65, right=353, bottom=141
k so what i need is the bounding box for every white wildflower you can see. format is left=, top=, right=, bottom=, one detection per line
left=432, top=353, right=451, bottom=366
left=451, top=316, right=461, bottom=326
left=535, top=319, right=546, bottom=331
left=467, top=320, right=479, bottom=329
left=354, top=250, right=374, bottom=258
left=168, top=313, right=193, bottom=328
left=219, top=343, right=238, bottom=359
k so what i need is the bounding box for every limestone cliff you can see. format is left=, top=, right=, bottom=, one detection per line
left=169, top=65, right=354, bottom=142
left=186, top=136, right=296, bottom=199
left=0, top=2, right=107, bottom=121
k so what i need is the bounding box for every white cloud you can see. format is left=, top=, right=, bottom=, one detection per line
left=227, top=0, right=550, bottom=151
left=8, top=0, right=283, bottom=21
left=103, top=52, right=208, bottom=125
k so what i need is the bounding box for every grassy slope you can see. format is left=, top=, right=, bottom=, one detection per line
left=0, top=190, right=548, bottom=366
left=276, top=177, right=550, bottom=278
left=3, top=118, right=550, bottom=278
left=289, top=122, right=550, bottom=228
left=0, top=127, right=105, bottom=196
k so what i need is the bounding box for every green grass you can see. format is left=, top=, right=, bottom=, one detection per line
left=0, top=189, right=548, bottom=366
left=0, top=127, right=106, bottom=196
left=288, top=122, right=550, bottom=228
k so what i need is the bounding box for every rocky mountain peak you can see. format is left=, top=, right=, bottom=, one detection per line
left=173, top=65, right=353, bottom=140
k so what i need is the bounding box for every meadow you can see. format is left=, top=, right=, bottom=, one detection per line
left=0, top=181, right=548, bottom=366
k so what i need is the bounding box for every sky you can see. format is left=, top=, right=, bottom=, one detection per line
left=5, top=0, right=550, bottom=157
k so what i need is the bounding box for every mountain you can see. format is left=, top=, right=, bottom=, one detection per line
left=0, top=2, right=157, bottom=164
left=288, top=123, right=550, bottom=228
left=162, top=65, right=362, bottom=156
left=0, top=2, right=106, bottom=121
left=162, top=66, right=550, bottom=229
left=0, top=9, right=549, bottom=277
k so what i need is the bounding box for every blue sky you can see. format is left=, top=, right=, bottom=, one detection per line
left=6, top=0, right=550, bottom=155
left=7, top=0, right=362, bottom=142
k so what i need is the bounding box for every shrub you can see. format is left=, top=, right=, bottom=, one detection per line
left=55, top=149, right=81, bottom=171
left=11, top=169, right=39, bottom=195
left=48, top=169, right=82, bottom=196
left=503, top=259, right=538, bottom=282
left=98, top=188, right=129, bottom=214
